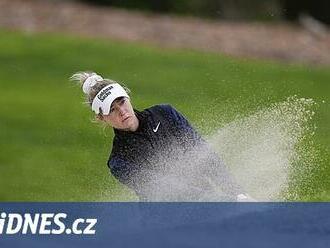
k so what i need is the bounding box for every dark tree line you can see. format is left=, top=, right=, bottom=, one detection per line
left=80, top=0, right=330, bottom=24
left=281, top=0, right=330, bottom=24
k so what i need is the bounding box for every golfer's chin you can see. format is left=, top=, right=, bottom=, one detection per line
left=119, top=118, right=135, bottom=131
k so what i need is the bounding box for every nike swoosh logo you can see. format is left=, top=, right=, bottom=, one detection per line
left=153, top=122, right=161, bottom=133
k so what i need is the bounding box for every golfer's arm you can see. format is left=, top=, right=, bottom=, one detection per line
left=108, top=157, right=136, bottom=188
left=168, top=105, right=244, bottom=197
left=207, top=151, right=243, bottom=197
left=165, top=105, right=204, bottom=147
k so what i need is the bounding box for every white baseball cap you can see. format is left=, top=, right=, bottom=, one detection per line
left=91, top=83, right=129, bottom=115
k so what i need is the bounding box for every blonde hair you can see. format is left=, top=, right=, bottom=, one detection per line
left=70, top=71, right=131, bottom=106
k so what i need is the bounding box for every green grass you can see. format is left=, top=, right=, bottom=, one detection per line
left=0, top=29, right=329, bottom=201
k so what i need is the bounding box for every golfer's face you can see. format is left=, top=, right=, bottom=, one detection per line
left=102, top=97, right=136, bottom=130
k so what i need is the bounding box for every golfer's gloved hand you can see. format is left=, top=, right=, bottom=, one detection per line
left=236, top=193, right=257, bottom=202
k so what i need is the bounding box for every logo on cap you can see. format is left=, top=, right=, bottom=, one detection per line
left=97, top=86, right=114, bottom=102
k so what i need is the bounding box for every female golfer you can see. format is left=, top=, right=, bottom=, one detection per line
left=71, top=71, right=253, bottom=201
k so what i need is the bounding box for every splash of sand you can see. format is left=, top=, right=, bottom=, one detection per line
left=209, top=96, right=316, bottom=201
left=145, top=96, right=317, bottom=201
left=103, top=96, right=318, bottom=201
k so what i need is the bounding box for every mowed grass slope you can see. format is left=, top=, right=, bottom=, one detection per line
left=0, top=30, right=329, bottom=201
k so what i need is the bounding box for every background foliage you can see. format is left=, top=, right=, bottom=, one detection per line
left=80, top=0, right=330, bottom=23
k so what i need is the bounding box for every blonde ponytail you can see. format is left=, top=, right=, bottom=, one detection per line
left=70, top=71, right=130, bottom=106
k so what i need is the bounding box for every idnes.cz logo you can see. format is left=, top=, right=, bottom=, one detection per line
left=0, top=212, right=97, bottom=235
